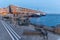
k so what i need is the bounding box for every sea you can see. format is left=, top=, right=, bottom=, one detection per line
left=30, top=14, right=60, bottom=27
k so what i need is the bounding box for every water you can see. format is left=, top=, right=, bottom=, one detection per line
left=30, top=14, right=60, bottom=26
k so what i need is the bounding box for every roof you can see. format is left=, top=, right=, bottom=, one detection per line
left=0, top=5, right=46, bottom=16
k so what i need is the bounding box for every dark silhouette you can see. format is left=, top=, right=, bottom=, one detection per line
left=35, top=27, right=48, bottom=40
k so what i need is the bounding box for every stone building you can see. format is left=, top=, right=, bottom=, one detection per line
left=0, top=7, right=9, bottom=16
left=0, top=5, right=46, bottom=25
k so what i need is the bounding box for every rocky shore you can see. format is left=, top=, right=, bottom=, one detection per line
left=2, top=16, right=60, bottom=40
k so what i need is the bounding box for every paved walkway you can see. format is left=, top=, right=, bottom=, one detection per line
left=8, top=21, right=60, bottom=40
left=0, top=19, right=60, bottom=40
left=0, top=21, right=12, bottom=40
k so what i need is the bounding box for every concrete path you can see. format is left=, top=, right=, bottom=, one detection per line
left=48, top=32, right=60, bottom=40
left=0, top=19, right=60, bottom=40
left=8, top=22, right=60, bottom=40
left=0, top=21, right=12, bottom=40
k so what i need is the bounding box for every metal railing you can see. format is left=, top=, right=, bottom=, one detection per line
left=1, top=20, right=21, bottom=40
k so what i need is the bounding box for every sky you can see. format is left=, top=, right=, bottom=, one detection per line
left=0, top=0, right=60, bottom=14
